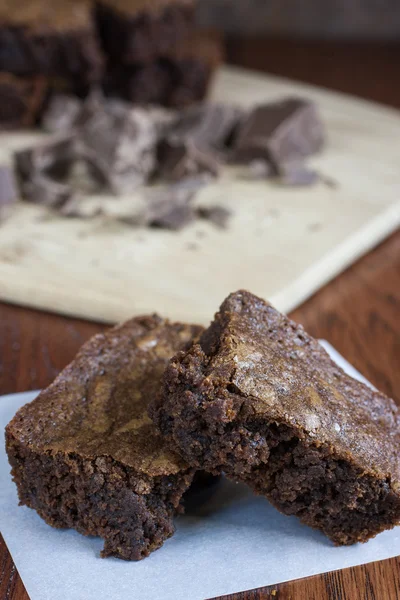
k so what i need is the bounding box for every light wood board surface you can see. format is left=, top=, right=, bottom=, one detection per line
left=0, top=65, right=399, bottom=326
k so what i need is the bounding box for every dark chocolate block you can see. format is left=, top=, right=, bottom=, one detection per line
left=104, top=33, right=222, bottom=108
left=233, top=98, right=324, bottom=168
left=15, top=134, right=77, bottom=206
left=0, top=0, right=103, bottom=85
left=96, top=0, right=194, bottom=65
left=0, top=72, right=47, bottom=129
left=78, top=101, right=160, bottom=194
left=158, top=141, right=220, bottom=181
left=6, top=315, right=202, bottom=560
left=152, top=290, right=400, bottom=545
left=157, top=103, right=241, bottom=180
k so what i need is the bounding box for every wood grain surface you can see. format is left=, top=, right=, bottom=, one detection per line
left=1, top=38, right=400, bottom=600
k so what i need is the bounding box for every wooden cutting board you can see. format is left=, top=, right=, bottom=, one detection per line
left=0, top=66, right=399, bottom=326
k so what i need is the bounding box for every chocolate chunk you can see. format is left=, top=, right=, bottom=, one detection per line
left=279, top=164, right=319, bottom=187
left=15, top=135, right=77, bottom=182
left=150, top=202, right=195, bottom=230
left=146, top=185, right=197, bottom=230
left=0, top=165, right=17, bottom=220
left=41, top=94, right=83, bottom=134
left=79, top=105, right=159, bottom=194
left=197, top=205, right=231, bottom=228
left=158, top=140, right=220, bottom=181
left=21, top=173, right=74, bottom=208
left=166, top=103, right=242, bottom=151
left=0, top=73, right=47, bottom=129
left=233, top=98, right=324, bottom=168
left=158, top=103, right=241, bottom=180
left=15, top=135, right=77, bottom=207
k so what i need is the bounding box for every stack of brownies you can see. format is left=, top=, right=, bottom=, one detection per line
left=0, top=0, right=222, bottom=129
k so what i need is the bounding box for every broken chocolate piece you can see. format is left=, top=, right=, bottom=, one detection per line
left=166, top=103, right=241, bottom=151
left=233, top=98, right=324, bottom=168
left=21, top=173, right=74, bottom=208
left=15, top=135, right=77, bottom=182
left=79, top=104, right=159, bottom=194
left=41, top=94, right=83, bottom=134
left=197, top=205, right=231, bottom=228
left=14, top=135, right=77, bottom=207
left=279, top=164, right=319, bottom=187
left=158, top=140, right=220, bottom=181
left=0, top=73, right=47, bottom=129
left=146, top=185, right=197, bottom=230
left=158, top=103, right=240, bottom=180
left=0, top=165, right=17, bottom=220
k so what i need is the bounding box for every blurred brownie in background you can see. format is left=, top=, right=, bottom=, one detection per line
left=105, top=32, right=223, bottom=107
left=96, top=0, right=195, bottom=64
left=0, top=72, right=47, bottom=128
left=0, top=0, right=103, bottom=86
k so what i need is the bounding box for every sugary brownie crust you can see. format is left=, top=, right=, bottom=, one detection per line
left=151, top=290, right=400, bottom=545
left=0, top=1, right=103, bottom=84
left=6, top=315, right=203, bottom=560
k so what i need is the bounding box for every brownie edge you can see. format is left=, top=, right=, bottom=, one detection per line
left=6, top=315, right=203, bottom=560
left=151, top=290, right=400, bottom=545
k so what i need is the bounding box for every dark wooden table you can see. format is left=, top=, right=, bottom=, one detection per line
left=1, top=38, right=400, bottom=600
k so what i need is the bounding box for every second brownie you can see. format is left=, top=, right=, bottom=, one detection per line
left=104, top=32, right=223, bottom=107
left=151, top=290, right=400, bottom=546
left=96, top=0, right=194, bottom=65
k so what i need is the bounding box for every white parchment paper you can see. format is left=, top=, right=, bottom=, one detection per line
left=1, top=342, right=399, bottom=600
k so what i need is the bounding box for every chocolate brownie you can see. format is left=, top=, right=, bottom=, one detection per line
left=0, top=72, right=47, bottom=128
left=152, top=290, right=400, bottom=545
left=95, top=0, right=194, bottom=65
left=105, top=33, right=222, bottom=107
left=0, top=0, right=103, bottom=86
left=6, top=315, right=203, bottom=560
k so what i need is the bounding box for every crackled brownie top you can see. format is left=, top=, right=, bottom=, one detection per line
left=9, top=315, right=202, bottom=476
left=197, top=290, right=400, bottom=484
left=0, top=0, right=94, bottom=31
left=98, top=0, right=193, bottom=17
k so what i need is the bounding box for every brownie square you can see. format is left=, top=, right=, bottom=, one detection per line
left=95, top=0, right=194, bottom=65
left=105, top=32, right=223, bottom=107
left=6, top=315, right=203, bottom=560
left=151, top=290, right=400, bottom=545
left=0, top=0, right=103, bottom=86
left=0, top=72, right=47, bottom=128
